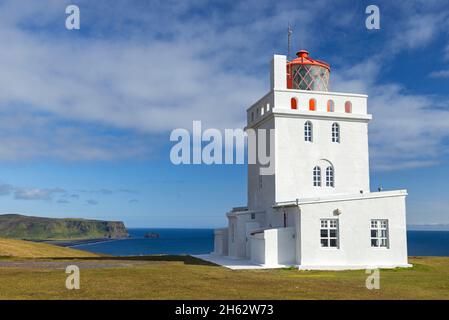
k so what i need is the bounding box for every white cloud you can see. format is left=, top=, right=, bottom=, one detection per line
left=333, top=55, right=449, bottom=171
left=0, top=0, right=447, bottom=171
left=430, top=70, right=449, bottom=78
left=14, top=187, right=65, bottom=200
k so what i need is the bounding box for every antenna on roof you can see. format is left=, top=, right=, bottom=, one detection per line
left=287, top=23, right=293, bottom=61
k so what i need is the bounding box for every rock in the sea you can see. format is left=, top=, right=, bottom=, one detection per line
left=144, top=232, right=160, bottom=239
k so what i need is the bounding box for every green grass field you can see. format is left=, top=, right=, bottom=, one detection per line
left=0, top=238, right=448, bottom=299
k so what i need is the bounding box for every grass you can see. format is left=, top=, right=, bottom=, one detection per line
left=0, top=239, right=448, bottom=299
left=0, top=238, right=99, bottom=258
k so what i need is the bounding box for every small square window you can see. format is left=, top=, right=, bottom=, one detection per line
left=320, top=219, right=339, bottom=249
left=371, top=219, right=389, bottom=248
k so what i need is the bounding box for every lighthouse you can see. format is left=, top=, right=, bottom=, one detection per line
left=210, top=50, right=411, bottom=270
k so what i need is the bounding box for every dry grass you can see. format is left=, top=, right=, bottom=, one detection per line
left=0, top=239, right=447, bottom=299
left=0, top=238, right=99, bottom=259
left=0, top=255, right=448, bottom=299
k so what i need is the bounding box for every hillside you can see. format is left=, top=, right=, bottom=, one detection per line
left=0, top=214, right=128, bottom=240
left=0, top=238, right=99, bottom=258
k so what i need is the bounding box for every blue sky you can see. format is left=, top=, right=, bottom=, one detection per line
left=0, top=0, right=448, bottom=227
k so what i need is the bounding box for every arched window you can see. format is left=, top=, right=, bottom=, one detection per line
left=291, top=98, right=298, bottom=110
left=313, top=166, right=321, bottom=187
left=326, top=166, right=334, bottom=187
left=304, top=121, right=313, bottom=142
left=309, top=98, right=316, bottom=111
left=345, top=101, right=352, bottom=113
left=332, top=123, right=340, bottom=143
left=327, top=100, right=335, bottom=112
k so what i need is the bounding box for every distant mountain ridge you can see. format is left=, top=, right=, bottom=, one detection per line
left=0, top=214, right=128, bottom=240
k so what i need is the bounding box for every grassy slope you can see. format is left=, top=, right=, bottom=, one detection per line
left=0, top=238, right=99, bottom=258
left=0, top=255, right=448, bottom=299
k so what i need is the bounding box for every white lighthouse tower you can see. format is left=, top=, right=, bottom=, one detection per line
left=211, top=50, right=410, bottom=270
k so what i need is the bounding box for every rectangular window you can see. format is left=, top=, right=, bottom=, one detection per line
left=320, top=219, right=339, bottom=248
left=313, top=167, right=321, bottom=186
left=371, top=219, right=389, bottom=248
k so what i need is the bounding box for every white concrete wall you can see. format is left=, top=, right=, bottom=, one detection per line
left=270, top=55, right=287, bottom=90
left=247, top=117, right=276, bottom=214
left=227, top=211, right=265, bottom=259
left=274, top=89, right=368, bottom=115
left=298, top=193, right=409, bottom=269
left=274, top=111, right=370, bottom=201
left=213, top=228, right=228, bottom=256
left=250, top=232, right=265, bottom=265
left=251, top=227, right=296, bottom=266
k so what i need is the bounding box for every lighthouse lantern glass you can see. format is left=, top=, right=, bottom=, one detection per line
left=292, top=64, right=329, bottom=91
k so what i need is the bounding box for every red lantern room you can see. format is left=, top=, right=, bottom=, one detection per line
left=287, top=50, right=330, bottom=91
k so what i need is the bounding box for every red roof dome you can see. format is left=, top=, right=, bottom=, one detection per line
left=288, top=50, right=330, bottom=71
left=287, top=50, right=330, bottom=91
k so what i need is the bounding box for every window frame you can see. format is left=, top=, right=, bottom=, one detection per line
left=320, top=219, right=339, bottom=249
left=304, top=121, right=313, bottom=142
left=332, top=122, right=340, bottom=143
left=313, top=166, right=321, bottom=187
left=291, top=97, right=298, bottom=110
left=327, top=100, right=335, bottom=112
left=370, top=219, right=389, bottom=248
left=309, top=98, right=316, bottom=111
left=325, top=166, right=335, bottom=187
left=345, top=101, right=352, bottom=113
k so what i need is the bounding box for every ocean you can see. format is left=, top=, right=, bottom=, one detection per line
left=72, top=229, right=449, bottom=257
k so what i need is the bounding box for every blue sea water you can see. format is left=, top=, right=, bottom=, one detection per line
left=73, top=228, right=214, bottom=256
left=72, top=229, right=449, bottom=257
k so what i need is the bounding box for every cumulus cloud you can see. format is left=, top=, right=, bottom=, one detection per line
left=0, top=0, right=447, bottom=171
left=333, top=56, right=449, bottom=170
